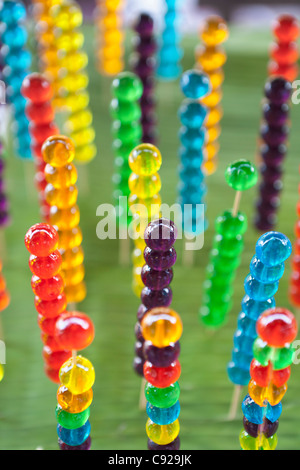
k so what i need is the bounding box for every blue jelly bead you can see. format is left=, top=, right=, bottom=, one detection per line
left=242, top=394, right=282, bottom=425
left=237, top=312, right=257, bottom=338
left=178, top=100, right=207, bottom=128
left=2, top=25, right=27, bottom=48
left=178, top=183, right=207, bottom=202
left=0, top=1, right=26, bottom=24
left=179, top=127, right=206, bottom=150
left=233, top=329, right=255, bottom=353
left=179, top=147, right=205, bottom=168
left=244, top=274, right=278, bottom=301
left=266, top=401, right=282, bottom=423
left=241, top=295, right=275, bottom=320
left=157, top=64, right=182, bottom=80
left=180, top=70, right=211, bottom=99
left=57, top=421, right=91, bottom=447
left=146, top=401, right=180, bottom=425
left=5, top=49, right=31, bottom=70
left=159, top=45, right=183, bottom=63
left=12, top=94, right=27, bottom=114
left=255, top=232, right=292, bottom=267
left=178, top=166, right=204, bottom=186
left=250, top=255, right=285, bottom=283
left=227, top=362, right=250, bottom=386
left=231, top=348, right=253, bottom=370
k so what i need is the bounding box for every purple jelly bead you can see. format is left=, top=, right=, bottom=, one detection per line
left=141, top=76, right=155, bottom=97
left=0, top=158, right=4, bottom=172
left=243, top=417, right=259, bottom=438
left=147, top=436, right=180, bottom=450
left=58, top=435, right=91, bottom=450
left=137, top=303, right=148, bottom=322
left=261, top=144, right=286, bottom=167
left=141, top=113, right=157, bottom=134
left=0, top=193, right=8, bottom=211
left=263, top=102, right=289, bottom=126
left=256, top=199, right=279, bottom=216
left=134, top=13, right=154, bottom=37
left=133, top=56, right=156, bottom=79
left=135, top=321, right=145, bottom=342
left=144, top=218, right=177, bottom=251
left=134, top=36, right=157, bottom=57
left=258, top=188, right=280, bottom=205
left=133, top=356, right=144, bottom=376
left=0, top=211, right=10, bottom=227
left=135, top=340, right=144, bottom=358
left=141, top=265, right=173, bottom=290
left=264, top=77, right=291, bottom=104
left=259, top=180, right=283, bottom=194
left=143, top=340, right=180, bottom=367
left=263, top=419, right=279, bottom=438
left=140, top=95, right=156, bottom=114
left=142, top=130, right=157, bottom=145
left=254, top=213, right=277, bottom=231
left=141, top=286, right=172, bottom=308
left=261, top=123, right=289, bottom=147
left=261, top=164, right=282, bottom=184
left=144, top=246, right=177, bottom=270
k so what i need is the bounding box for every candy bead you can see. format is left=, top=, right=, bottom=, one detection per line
left=225, top=160, right=258, bottom=191
left=55, top=312, right=95, bottom=350
left=256, top=232, right=292, bottom=267
left=141, top=307, right=182, bottom=348
left=146, top=401, right=180, bottom=425
left=57, top=420, right=90, bottom=446
left=256, top=308, right=297, bottom=347
left=143, top=341, right=180, bottom=367
left=42, top=136, right=75, bottom=168
left=180, top=70, right=211, bottom=99
left=147, top=436, right=180, bottom=450
left=57, top=385, right=93, bottom=414
left=59, top=356, right=95, bottom=394
left=143, top=360, right=181, bottom=388
left=129, top=143, right=161, bottom=176
left=145, top=382, right=180, bottom=408
left=144, top=219, right=177, bottom=252
left=25, top=223, right=59, bottom=257
left=58, top=435, right=91, bottom=451
left=146, top=419, right=180, bottom=445
left=29, top=251, right=62, bottom=279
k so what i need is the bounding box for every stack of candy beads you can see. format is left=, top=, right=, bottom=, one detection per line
left=240, top=307, right=297, bottom=450
left=110, top=72, right=143, bottom=225
left=289, top=169, right=300, bottom=307
left=95, top=0, right=124, bottom=76
left=21, top=73, right=60, bottom=221
left=268, top=15, right=300, bottom=82
left=141, top=305, right=182, bottom=450
left=227, top=231, right=292, bottom=388
left=177, top=69, right=211, bottom=235
left=199, top=160, right=258, bottom=328
left=51, top=0, right=96, bottom=164
left=0, top=143, right=10, bottom=228
left=24, top=223, right=71, bottom=382
left=254, top=77, right=292, bottom=232
left=0, top=0, right=32, bottom=159
left=195, top=16, right=229, bottom=175
left=128, top=144, right=162, bottom=298
left=133, top=218, right=177, bottom=377
left=0, top=259, right=10, bottom=384
left=42, top=135, right=86, bottom=304
left=156, top=0, right=182, bottom=81
left=131, top=13, right=157, bottom=145
left=55, top=313, right=95, bottom=450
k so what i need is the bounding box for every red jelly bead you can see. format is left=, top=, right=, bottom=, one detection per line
left=29, top=250, right=62, bottom=278
left=31, top=274, right=64, bottom=301
left=291, top=271, right=300, bottom=288
left=55, top=311, right=95, bottom=350
left=30, top=122, right=60, bottom=145
left=268, top=61, right=299, bottom=82
left=41, top=333, right=63, bottom=352
left=25, top=223, right=59, bottom=256
left=34, top=293, right=67, bottom=318
left=292, top=255, right=300, bottom=272
left=42, top=345, right=71, bottom=369
left=273, top=15, right=300, bottom=43
left=295, top=239, right=300, bottom=255
left=21, top=73, right=53, bottom=103
left=26, top=101, right=55, bottom=124
left=257, top=307, right=298, bottom=347
left=44, top=365, right=60, bottom=383
left=289, top=285, right=300, bottom=307
left=270, top=42, right=299, bottom=65
left=272, top=366, right=291, bottom=388
left=38, top=314, right=60, bottom=335
left=143, top=360, right=181, bottom=388
left=295, top=220, right=300, bottom=238
left=250, top=359, right=272, bottom=387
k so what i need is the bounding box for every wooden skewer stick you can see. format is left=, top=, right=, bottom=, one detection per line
left=228, top=384, right=243, bottom=421
left=182, top=233, right=195, bottom=266
left=72, top=349, right=77, bottom=366
left=232, top=190, right=242, bottom=217
left=139, top=377, right=147, bottom=411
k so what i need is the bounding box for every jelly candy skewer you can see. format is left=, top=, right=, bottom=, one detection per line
left=199, top=160, right=258, bottom=329
left=227, top=231, right=292, bottom=420
left=239, top=307, right=297, bottom=450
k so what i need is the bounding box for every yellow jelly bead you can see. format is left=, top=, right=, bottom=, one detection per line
left=59, top=356, right=94, bottom=395
left=0, top=364, right=4, bottom=382
left=196, top=45, right=227, bottom=72
left=201, top=88, right=223, bottom=108
left=146, top=419, right=180, bottom=445
left=248, top=379, right=287, bottom=407
left=65, top=110, right=93, bottom=133
left=61, top=265, right=85, bottom=286
left=200, top=16, right=229, bottom=46
left=132, top=266, right=144, bottom=296
left=239, top=430, right=278, bottom=451
left=42, top=135, right=75, bottom=168
left=105, top=0, right=122, bottom=10
left=58, top=227, right=83, bottom=250
left=132, top=248, right=144, bottom=267
left=71, top=127, right=95, bottom=147
left=61, top=74, right=89, bottom=94
left=205, top=106, right=223, bottom=127
left=52, top=4, right=83, bottom=30
left=64, top=281, right=87, bottom=303
left=45, top=162, right=78, bottom=189
left=100, top=45, right=125, bottom=62
left=128, top=193, right=161, bottom=220
left=99, top=12, right=120, bottom=29
left=99, top=59, right=124, bottom=75
left=205, top=141, right=220, bottom=161
left=206, top=124, right=221, bottom=144
left=57, top=385, right=93, bottom=413
left=207, top=68, right=224, bottom=89
left=129, top=143, right=162, bottom=176
left=65, top=92, right=89, bottom=112
left=74, top=144, right=97, bottom=163
left=203, top=159, right=217, bottom=175
left=129, top=173, right=161, bottom=200
left=141, top=307, right=183, bottom=348
left=49, top=205, right=80, bottom=230
left=133, top=236, right=147, bottom=251
left=103, top=29, right=123, bottom=45
left=45, top=184, right=78, bottom=209
left=55, top=31, right=84, bottom=52
left=64, top=51, right=88, bottom=73
left=61, top=246, right=84, bottom=269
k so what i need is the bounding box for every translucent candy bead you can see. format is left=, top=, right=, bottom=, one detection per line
left=57, top=420, right=90, bottom=447
left=49, top=205, right=80, bottom=231
left=248, top=379, right=287, bottom=407
left=255, top=232, right=292, bottom=267
left=227, top=361, right=250, bottom=386
left=42, top=136, right=75, bottom=167
left=225, top=160, right=258, bottom=191
left=55, top=404, right=90, bottom=430
left=215, top=211, right=247, bottom=238
left=128, top=173, right=161, bottom=199
left=146, top=418, right=180, bottom=445
left=25, top=223, right=59, bottom=256
left=55, top=312, right=95, bottom=351
left=146, top=401, right=180, bottom=425
left=244, top=274, right=278, bottom=301
left=29, top=251, right=62, bottom=279
left=59, top=356, right=95, bottom=395
left=201, top=16, right=229, bottom=46
left=241, top=295, right=275, bottom=321
left=45, top=184, right=78, bottom=209
left=57, top=227, right=83, bottom=251
left=239, top=429, right=278, bottom=450
left=249, top=256, right=285, bottom=283
left=180, top=70, right=211, bottom=99
left=111, top=72, right=143, bottom=101
left=0, top=364, right=4, bottom=382
left=128, top=143, right=162, bottom=176
left=178, top=100, right=207, bottom=128
left=256, top=308, right=297, bottom=348
left=144, top=360, right=181, bottom=388
left=242, top=394, right=282, bottom=424
left=44, top=163, right=78, bottom=189
left=141, top=307, right=182, bottom=347
left=57, top=385, right=93, bottom=413
left=145, top=382, right=180, bottom=409
left=64, top=282, right=87, bottom=304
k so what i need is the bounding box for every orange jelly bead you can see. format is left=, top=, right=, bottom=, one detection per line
left=61, top=246, right=84, bottom=269
left=141, top=307, right=183, bottom=348
left=49, top=205, right=80, bottom=230
left=205, top=106, right=223, bottom=127
left=61, top=265, right=85, bottom=286
left=201, top=88, right=223, bottom=108
left=64, top=281, right=86, bottom=303
left=248, top=379, right=287, bottom=407
left=196, top=45, right=226, bottom=72
left=42, top=135, right=75, bottom=167
left=57, top=385, right=93, bottom=413
left=203, top=159, right=217, bottom=175
left=45, top=184, right=78, bottom=209
left=201, top=16, right=229, bottom=46
left=206, top=124, right=221, bottom=144
left=57, top=227, right=83, bottom=250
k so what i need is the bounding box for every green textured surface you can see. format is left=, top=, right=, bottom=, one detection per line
left=0, top=24, right=300, bottom=450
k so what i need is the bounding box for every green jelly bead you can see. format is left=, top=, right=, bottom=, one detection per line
left=215, top=210, right=248, bottom=238
left=225, top=159, right=258, bottom=191
left=113, top=140, right=139, bottom=159
left=273, top=345, right=295, bottom=370
left=210, top=249, right=241, bottom=272
left=112, top=121, right=142, bottom=145
left=206, top=264, right=235, bottom=286
left=239, top=430, right=277, bottom=450
left=253, top=337, right=272, bottom=366
left=55, top=404, right=90, bottom=430
left=200, top=306, right=229, bottom=327
left=203, top=283, right=233, bottom=300
left=145, top=382, right=180, bottom=408
left=110, top=99, right=142, bottom=123
left=213, top=234, right=244, bottom=257
left=111, top=72, right=143, bottom=102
